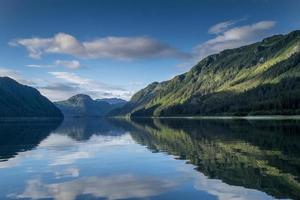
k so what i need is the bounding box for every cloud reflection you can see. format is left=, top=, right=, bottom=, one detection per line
left=0, top=133, right=134, bottom=168
left=42, top=133, right=134, bottom=166
left=176, top=165, right=274, bottom=200
left=15, top=174, right=177, bottom=200
left=54, top=167, right=80, bottom=179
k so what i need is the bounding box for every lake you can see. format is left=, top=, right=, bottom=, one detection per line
left=0, top=118, right=299, bottom=200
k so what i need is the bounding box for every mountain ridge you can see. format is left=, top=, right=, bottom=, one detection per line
left=96, top=98, right=127, bottom=105
left=110, top=30, right=300, bottom=117
left=55, top=94, right=126, bottom=117
left=0, top=77, right=63, bottom=118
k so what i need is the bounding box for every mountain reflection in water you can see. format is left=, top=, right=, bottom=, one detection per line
left=0, top=117, right=299, bottom=200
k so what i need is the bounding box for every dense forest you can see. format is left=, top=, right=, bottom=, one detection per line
left=110, top=30, right=300, bottom=117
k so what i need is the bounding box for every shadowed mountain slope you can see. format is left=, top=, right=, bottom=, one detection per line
left=0, top=77, right=63, bottom=118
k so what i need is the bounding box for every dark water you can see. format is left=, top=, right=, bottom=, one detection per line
left=0, top=118, right=299, bottom=200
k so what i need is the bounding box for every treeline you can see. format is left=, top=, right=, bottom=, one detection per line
left=141, top=77, right=300, bottom=116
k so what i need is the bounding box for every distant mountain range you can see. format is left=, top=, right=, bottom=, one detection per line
left=0, top=77, right=63, bottom=118
left=111, top=30, right=300, bottom=117
left=55, top=94, right=126, bottom=117
left=96, top=98, right=127, bottom=105
left=0, top=77, right=126, bottom=118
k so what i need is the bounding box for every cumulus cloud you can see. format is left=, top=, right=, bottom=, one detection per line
left=37, top=71, right=132, bottom=101
left=195, top=20, right=276, bottom=59
left=10, top=33, right=190, bottom=60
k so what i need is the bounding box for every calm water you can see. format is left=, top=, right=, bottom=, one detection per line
left=0, top=118, right=299, bottom=200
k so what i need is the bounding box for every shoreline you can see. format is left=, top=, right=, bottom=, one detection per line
left=1, top=115, right=299, bottom=121
left=111, top=115, right=300, bottom=120
left=155, top=115, right=300, bottom=120
left=0, top=117, right=63, bottom=122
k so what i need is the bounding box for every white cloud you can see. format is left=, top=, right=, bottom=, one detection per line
left=37, top=83, right=81, bottom=101
left=0, top=68, right=23, bottom=80
left=9, top=37, right=53, bottom=59
left=195, top=20, right=276, bottom=59
left=26, top=64, right=54, bottom=68
left=55, top=60, right=81, bottom=69
left=49, top=72, right=90, bottom=85
left=27, top=59, right=81, bottom=70
left=0, top=67, right=132, bottom=101
left=38, top=71, right=132, bottom=101
left=0, top=67, right=37, bottom=85
left=208, top=18, right=246, bottom=34
left=11, top=33, right=190, bottom=60
left=0, top=66, right=132, bottom=101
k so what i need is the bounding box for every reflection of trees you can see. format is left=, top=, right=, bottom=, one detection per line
left=53, top=118, right=127, bottom=141
left=0, top=119, right=62, bottom=161
left=0, top=118, right=129, bottom=165
left=123, top=118, right=300, bottom=199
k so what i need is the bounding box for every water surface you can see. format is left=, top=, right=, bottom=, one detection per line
left=0, top=118, right=299, bottom=200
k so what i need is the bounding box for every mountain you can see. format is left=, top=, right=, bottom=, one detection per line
left=0, top=77, right=63, bottom=118
left=96, top=98, right=127, bottom=105
left=111, top=30, right=300, bottom=117
left=55, top=94, right=126, bottom=117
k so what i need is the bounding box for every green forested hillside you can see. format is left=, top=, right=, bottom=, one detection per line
left=0, top=77, right=63, bottom=118
left=111, top=30, right=300, bottom=117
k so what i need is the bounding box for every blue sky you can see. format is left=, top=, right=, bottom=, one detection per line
left=0, top=0, right=299, bottom=101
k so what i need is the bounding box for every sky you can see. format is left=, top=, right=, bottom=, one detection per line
left=0, top=0, right=299, bottom=101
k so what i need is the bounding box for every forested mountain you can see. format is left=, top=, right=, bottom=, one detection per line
left=0, top=77, right=63, bottom=118
left=55, top=94, right=126, bottom=117
left=111, top=30, right=300, bottom=117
